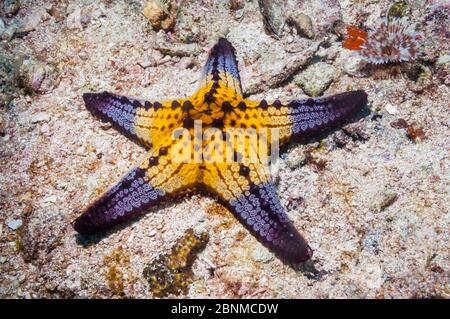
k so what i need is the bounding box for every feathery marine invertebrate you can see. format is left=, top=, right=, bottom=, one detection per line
left=73, top=38, right=368, bottom=264
left=343, top=18, right=421, bottom=64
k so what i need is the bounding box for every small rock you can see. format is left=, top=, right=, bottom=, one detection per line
left=435, top=55, right=449, bottom=85
left=332, top=19, right=346, bottom=39
left=80, top=6, right=94, bottom=27
left=27, top=65, right=45, bottom=91
left=237, top=285, right=249, bottom=297
left=66, top=6, right=82, bottom=30
left=333, top=130, right=352, bottom=147
left=142, top=1, right=164, bottom=27
left=4, top=0, right=20, bottom=17
left=378, top=191, right=398, bottom=211
left=217, top=25, right=230, bottom=38
left=18, top=274, right=26, bottom=283
left=363, top=231, right=381, bottom=255
left=137, top=57, right=157, bottom=69
left=89, top=3, right=106, bottom=21
left=251, top=245, right=274, bottom=263
left=1, top=21, right=19, bottom=41
left=436, top=54, right=450, bottom=65
left=48, top=4, right=67, bottom=22
left=40, top=123, right=50, bottom=134
left=176, top=57, right=195, bottom=69
left=233, top=8, right=244, bottom=21
left=287, top=13, right=314, bottom=39
left=405, top=63, right=431, bottom=83
left=390, top=118, right=408, bottom=129
left=149, top=229, right=157, bottom=237
left=154, top=32, right=201, bottom=57
left=316, top=42, right=340, bottom=60
left=388, top=1, right=409, bottom=19
left=342, top=121, right=369, bottom=141
left=91, top=136, right=107, bottom=151
left=193, top=220, right=207, bottom=238
left=142, top=0, right=178, bottom=31
left=31, top=112, right=50, bottom=123
left=18, top=57, right=57, bottom=94
left=175, top=12, right=200, bottom=43
left=17, top=8, right=48, bottom=34
left=385, top=103, right=397, bottom=115
left=0, top=17, right=5, bottom=34
left=295, top=62, right=337, bottom=97
left=19, top=58, right=45, bottom=93
left=258, top=0, right=283, bottom=38
left=55, top=181, right=67, bottom=191
left=102, top=150, right=115, bottom=164
left=44, top=195, right=58, bottom=203
left=339, top=0, right=351, bottom=9
left=405, top=63, right=433, bottom=92
left=0, top=256, right=7, bottom=264
left=75, top=146, right=86, bottom=156
left=0, top=54, right=16, bottom=99
left=6, top=219, right=22, bottom=230
left=286, top=148, right=307, bottom=169
left=339, top=50, right=368, bottom=77
left=228, top=0, right=244, bottom=11
left=85, top=175, right=99, bottom=192
left=286, top=35, right=294, bottom=43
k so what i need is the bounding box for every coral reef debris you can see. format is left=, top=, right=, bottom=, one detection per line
left=143, top=229, right=208, bottom=297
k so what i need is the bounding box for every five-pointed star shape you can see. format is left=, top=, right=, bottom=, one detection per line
left=73, top=38, right=367, bottom=264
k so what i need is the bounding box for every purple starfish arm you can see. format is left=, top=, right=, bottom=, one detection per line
left=224, top=182, right=313, bottom=263
left=73, top=167, right=165, bottom=234
left=288, top=90, right=368, bottom=136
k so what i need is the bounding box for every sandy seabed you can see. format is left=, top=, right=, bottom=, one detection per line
left=0, top=0, right=448, bottom=298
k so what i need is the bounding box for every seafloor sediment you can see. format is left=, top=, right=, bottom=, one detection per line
left=0, top=0, right=448, bottom=298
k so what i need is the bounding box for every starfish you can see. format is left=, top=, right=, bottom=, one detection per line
left=73, top=38, right=368, bottom=264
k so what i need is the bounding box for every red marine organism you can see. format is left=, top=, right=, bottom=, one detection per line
left=342, top=25, right=368, bottom=51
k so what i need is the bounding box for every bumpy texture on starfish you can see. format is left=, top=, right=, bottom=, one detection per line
left=73, top=38, right=368, bottom=264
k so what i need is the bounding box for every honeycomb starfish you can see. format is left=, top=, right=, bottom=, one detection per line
left=73, top=38, right=368, bottom=264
